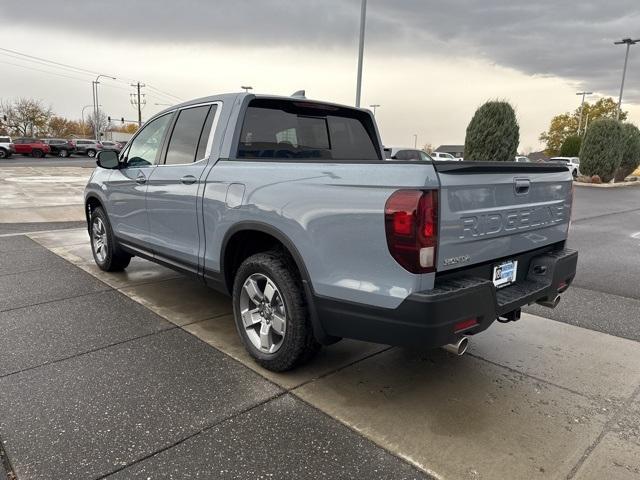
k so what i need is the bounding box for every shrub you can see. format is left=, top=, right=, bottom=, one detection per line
left=614, top=123, right=640, bottom=182
left=591, top=175, right=602, bottom=184
left=560, top=135, right=581, bottom=157
left=464, top=100, right=519, bottom=162
left=579, top=118, right=624, bottom=183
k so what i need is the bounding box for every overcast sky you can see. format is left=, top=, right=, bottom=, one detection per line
left=1, top=0, right=638, bottom=150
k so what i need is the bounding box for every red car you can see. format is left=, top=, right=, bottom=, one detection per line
left=13, top=138, right=52, bottom=158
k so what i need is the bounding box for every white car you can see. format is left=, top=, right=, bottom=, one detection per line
left=549, top=157, right=580, bottom=177
left=431, top=151, right=462, bottom=161
left=0, top=136, right=15, bottom=159
left=515, top=156, right=530, bottom=163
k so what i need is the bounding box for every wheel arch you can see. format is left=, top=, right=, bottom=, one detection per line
left=220, top=221, right=338, bottom=345
left=84, top=194, right=105, bottom=228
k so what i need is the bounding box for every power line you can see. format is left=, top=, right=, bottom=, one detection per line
left=0, top=47, right=106, bottom=77
left=0, top=60, right=95, bottom=83
left=0, top=51, right=96, bottom=79
left=146, top=84, right=183, bottom=102
left=1, top=47, right=183, bottom=105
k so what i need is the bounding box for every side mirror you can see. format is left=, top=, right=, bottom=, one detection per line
left=96, top=150, right=119, bottom=169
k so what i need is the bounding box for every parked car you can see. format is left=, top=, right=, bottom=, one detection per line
left=549, top=157, right=580, bottom=177
left=0, top=136, right=15, bottom=159
left=74, top=139, right=103, bottom=158
left=13, top=138, right=51, bottom=157
left=431, top=151, right=462, bottom=161
left=100, top=140, right=125, bottom=153
left=43, top=139, right=76, bottom=157
left=85, top=92, right=577, bottom=371
left=384, top=147, right=432, bottom=161
left=515, top=156, right=531, bottom=163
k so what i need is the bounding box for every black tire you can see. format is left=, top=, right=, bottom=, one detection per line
left=232, top=251, right=320, bottom=371
left=572, top=169, right=578, bottom=178
left=59, top=149, right=70, bottom=158
left=0, top=149, right=7, bottom=159
left=89, top=207, right=132, bottom=272
left=87, top=149, right=96, bottom=158
left=31, top=149, right=44, bottom=158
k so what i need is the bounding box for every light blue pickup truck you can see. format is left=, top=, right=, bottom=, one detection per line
left=85, top=92, right=577, bottom=371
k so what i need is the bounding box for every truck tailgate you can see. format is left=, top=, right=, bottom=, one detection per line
left=434, top=162, right=572, bottom=272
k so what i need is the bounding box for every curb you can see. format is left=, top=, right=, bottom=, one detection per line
left=573, top=181, right=640, bottom=188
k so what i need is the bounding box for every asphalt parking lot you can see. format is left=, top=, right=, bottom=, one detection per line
left=1, top=155, right=96, bottom=168
left=525, top=185, right=640, bottom=340
left=1, top=167, right=640, bottom=479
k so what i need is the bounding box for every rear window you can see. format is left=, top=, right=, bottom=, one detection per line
left=0, top=137, right=10, bottom=143
left=237, top=99, right=380, bottom=161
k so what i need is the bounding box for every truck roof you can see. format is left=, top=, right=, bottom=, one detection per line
left=155, top=92, right=366, bottom=116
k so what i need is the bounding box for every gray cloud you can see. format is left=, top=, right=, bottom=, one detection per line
left=4, top=0, right=640, bottom=102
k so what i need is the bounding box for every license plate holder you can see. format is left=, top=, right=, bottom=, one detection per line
left=493, top=260, right=518, bottom=288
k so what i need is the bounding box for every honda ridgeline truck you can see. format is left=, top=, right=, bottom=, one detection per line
left=85, top=92, right=578, bottom=371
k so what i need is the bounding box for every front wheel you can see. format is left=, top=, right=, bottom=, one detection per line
left=572, top=169, right=578, bottom=178
left=90, top=207, right=132, bottom=271
left=232, top=251, right=320, bottom=371
left=31, top=149, right=44, bottom=158
left=59, top=149, right=70, bottom=158
left=0, top=149, right=7, bottom=159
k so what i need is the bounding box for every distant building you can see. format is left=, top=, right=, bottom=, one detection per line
left=435, top=145, right=465, bottom=158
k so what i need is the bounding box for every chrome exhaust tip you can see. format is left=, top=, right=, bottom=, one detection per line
left=442, top=336, right=469, bottom=356
left=537, top=294, right=561, bottom=309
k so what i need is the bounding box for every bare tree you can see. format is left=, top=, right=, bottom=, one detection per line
left=86, top=110, right=109, bottom=139
left=0, top=98, right=53, bottom=137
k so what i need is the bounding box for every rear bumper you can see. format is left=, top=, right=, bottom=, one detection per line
left=315, top=248, right=578, bottom=348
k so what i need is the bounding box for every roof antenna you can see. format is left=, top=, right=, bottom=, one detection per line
left=291, top=90, right=306, bottom=98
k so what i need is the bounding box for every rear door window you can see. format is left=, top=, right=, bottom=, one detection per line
left=164, top=105, right=212, bottom=165
left=237, top=99, right=380, bottom=161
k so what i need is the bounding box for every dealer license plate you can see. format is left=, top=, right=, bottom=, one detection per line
left=493, top=260, right=518, bottom=288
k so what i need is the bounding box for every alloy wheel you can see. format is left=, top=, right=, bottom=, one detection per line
left=92, top=217, right=108, bottom=263
left=239, top=273, right=287, bottom=354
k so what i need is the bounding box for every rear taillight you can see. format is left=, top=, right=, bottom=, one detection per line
left=384, top=189, right=438, bottom=274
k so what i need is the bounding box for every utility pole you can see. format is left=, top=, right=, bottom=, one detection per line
left=413, top=134, right=418, bottom=148
left=130, top=82, right=146, bottom=127
left=355, top=0, right=367, bottom=107
left=614, top=38, right=639, bottom=120
left=576, top=91, right=592, bottom=135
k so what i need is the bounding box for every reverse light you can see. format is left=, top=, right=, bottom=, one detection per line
left=384, top=189, right=438, bottom=274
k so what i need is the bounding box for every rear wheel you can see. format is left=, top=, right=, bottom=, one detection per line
left=232, top=251, right=320, bottom=371
left=90, top=207, right=132, bottom=271
left=31, top=149, right=44, bottom=158
left=0, top=149, right=7, bottom=159
left=59, top=149, right=70, bottom=158
left=572, top=169, right=578, bottom=178
left=87, top=149, right=96, bottom=158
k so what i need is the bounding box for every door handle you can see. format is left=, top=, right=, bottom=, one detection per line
left=136, top=173, right=146, bottom=185
left=180, top=175, right=197, bottom=185
left=514, top=178, right=530, bottom=195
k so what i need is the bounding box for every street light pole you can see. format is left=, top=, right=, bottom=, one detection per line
left=576, top=91, right=592, bottom=135
left=614, top=38, right=639, bottom=120
left=355, top=0, right=367, bottom=107
left=369, top=104, right=380, bottom=116
left=413, top=134, right=418, bottom=148
left=93, top=74, right=117, bottom=140
left=241, top=86, right=253, bottom=93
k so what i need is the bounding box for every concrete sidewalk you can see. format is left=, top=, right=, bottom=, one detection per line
left=0, top=235, right=425, bottom=480
left=2, top=227, right=635, bottom=479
